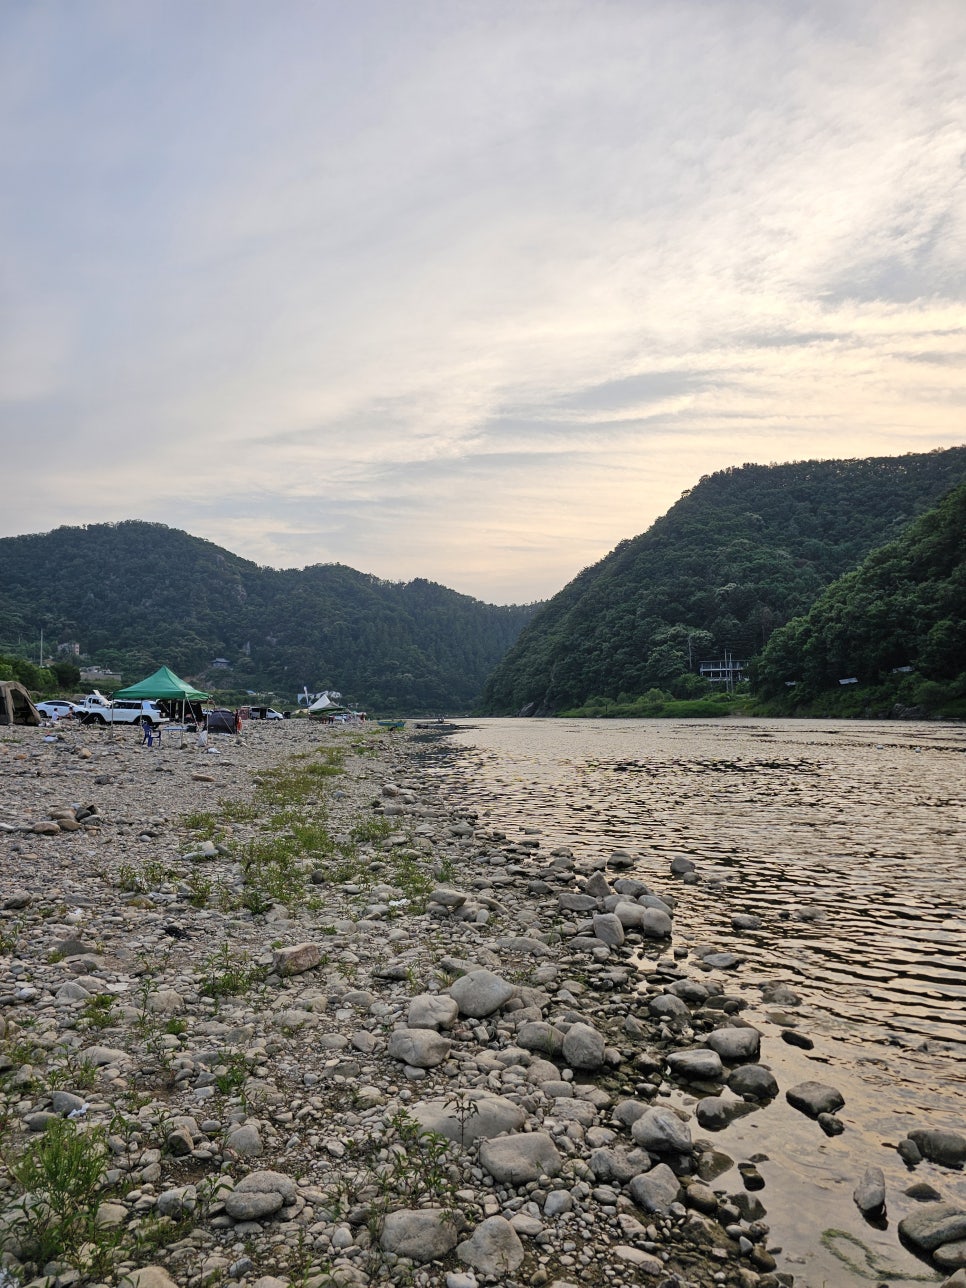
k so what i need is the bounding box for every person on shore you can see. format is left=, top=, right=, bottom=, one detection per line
left=139, top=714, right=152, bottom=746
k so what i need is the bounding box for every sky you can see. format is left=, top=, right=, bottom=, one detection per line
left=2, top=1, right=965, bottom=605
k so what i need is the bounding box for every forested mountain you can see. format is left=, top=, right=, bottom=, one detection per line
left=0, top=523, right=539, bottom=711
left=754, top=480, right=966, bottom=704
left=479, top=447, right=966, bottom=714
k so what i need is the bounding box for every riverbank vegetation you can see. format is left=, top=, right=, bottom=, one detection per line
left=557, top=689, right=756, bottom=719
left=754, top=480, right=966, bottom=718
left=0, top=523, right=539, bottom=712
left=480, top=447, right=966, bottom=716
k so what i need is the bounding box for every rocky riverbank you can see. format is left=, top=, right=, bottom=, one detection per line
left=1, top=720, right=963, bottom=1288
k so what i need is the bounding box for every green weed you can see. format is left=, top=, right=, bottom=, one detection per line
left=185, top=871, right=212, bottom=907
left=2, top=1118, right=112, bottom=1271
left=350, top=815, right=397, bottom=844
left=80, top=993, right=117, bottom=1031
left=182, top=810, right=218, bottom=837
left=212, top=1053, right=249, bottom=1095
left=199, top=944, right=267, bottom=1000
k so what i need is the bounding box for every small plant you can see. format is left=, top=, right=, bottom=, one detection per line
left=444, top=1090, right=481, bottom=1148
left=218, top=798, right=259, bottom=824
left=115, top=862, right=144, bottom=893
left=199, top=943, right=266, bottom=1001
left=212, top=1053, right=249, bottom=1095
left=48, top=1052, right=99, bottom=1091
left=350, top=815, right=397, bottom=844
left=185, top=872, right=212, bottom=907
left=142, top=859, right=174, bottom=887
left=2, top=1118, right=111, bottom=1270
left=80, top=993, right=117, bottom=1031
left=0, top=917, right=22, bottom=955
left=182, top=809, right=218, bottom=838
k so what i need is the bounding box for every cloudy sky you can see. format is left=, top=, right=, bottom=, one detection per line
left=2, top=1, right=965, bottom=603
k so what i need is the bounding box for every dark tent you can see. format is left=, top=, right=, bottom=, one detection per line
left=206, top=708, right=237, bottom=735
left=0, top=681, right=41, bottom=726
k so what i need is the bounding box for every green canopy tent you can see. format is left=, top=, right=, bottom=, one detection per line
left=115, top=666, right=210, bottom=740
left=115, top=666, right=209, bottom=702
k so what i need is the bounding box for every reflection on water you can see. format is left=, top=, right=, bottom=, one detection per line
left=439, top=718, right=966, bottom=1051
left=424, top=718, right=966, bottom=1288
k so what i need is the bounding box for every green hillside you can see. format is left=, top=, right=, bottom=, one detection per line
left=479, top=446, right=966, bottom=714
left=0, top=522, right=538, bottom=712
left=754, top=480, right=966, bottom=715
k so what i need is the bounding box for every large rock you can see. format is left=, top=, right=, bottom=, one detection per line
left=120, top=1270, right=180, bottom=1288
left=558, top=892, right=597, bottom=912
left=695, top=1095, right=755, bottom=1130
left=448, top=969, right=515, bottom=1018
left=667, top=1049, right=724, bottom=1082
left=649, top=993, right=691, bottom=1020
left=704, top=1026, right=761, bottom=1063
left=854, top=1166, right=886, bottom=1218
left=380, top=1208, right=461, bottom=1261
left=639, top=907, right=673, bottom=938
left=935, top=1244, right=966, bottom=1271
left=786, top=1081, right=845, bottom=1118
left=457, top=1215, right=525, bottom=1273
left=272, top=943, right=322, bottom=976
left=517, top=1021, right=565, bottom=1056
left=79, top=1045, right=130, bottom=1067
left=480, top=1132, right=562, bottom=1183
left=589, top=1146, right=652, bottom=1184
left=613, top=901, right=648, bottom=929
left=387, top=1027, right=452, bottom=1068
left=224, top=1170, right=296, bottom=1221
left=630, top=1106, right=692, bottom=1155
left=561, top=1022, right=606, bottom=1070
left=226, top=1123, right=264, bottom=1157
left=728, top=1064, right=779, bottom=1101
left=407, top=993, right=459, bottom=1030
left=908, top=1130, right=966, bottom=1170
left=410, top=1093, right=526, bottom=1144
left=592, top=913, right=625, bottom=946
left=628, top=1163, right=682, bottom=1214
left=899, top=1203, right=966, bottom=1253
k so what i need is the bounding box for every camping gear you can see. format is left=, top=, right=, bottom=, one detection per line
left=0, top=681, right=41, bottom=726
left=115, top=666, right=210, bottom=742
left=206, top=709, right=236, bottom=735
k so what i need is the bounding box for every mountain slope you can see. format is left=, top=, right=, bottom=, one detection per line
left=754, top=480, right=966, bottom=703
left=0, top=522, right=538, bottom=711
left=478, top=446, right=966, bottom=714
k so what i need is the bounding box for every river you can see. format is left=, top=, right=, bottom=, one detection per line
left=421, top=717, right=966, bottom=1287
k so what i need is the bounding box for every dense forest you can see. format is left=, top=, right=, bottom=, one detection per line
left=753, top=480, right=966, bottom=711
left=479, top=447, right=966, bottom=714
left=0, top=523, right=539, bottom=712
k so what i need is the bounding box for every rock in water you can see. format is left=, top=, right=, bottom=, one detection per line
left=854, top=1166, right=886, bottom=1218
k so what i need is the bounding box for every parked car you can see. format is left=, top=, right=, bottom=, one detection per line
left=36, top=700, right=79, bottom=719
left=249, top=706, right=285, bottom=720
left=76, top=697, right=169, bottom=726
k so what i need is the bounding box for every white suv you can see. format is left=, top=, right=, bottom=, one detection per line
left=78, top=699, right=168, bottom=726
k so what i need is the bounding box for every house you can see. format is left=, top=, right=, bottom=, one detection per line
left=698, top=657, right=746, bottom=685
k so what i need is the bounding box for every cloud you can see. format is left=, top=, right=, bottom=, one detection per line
left=1, top=0, right=965, bottom=601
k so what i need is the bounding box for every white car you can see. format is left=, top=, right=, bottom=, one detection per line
left=36, top=700, right=79, bottom=719
left=75, top=698, right=169, bottom=726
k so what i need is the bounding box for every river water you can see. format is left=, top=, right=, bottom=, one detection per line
left=422, top=718, right=966, bottom=1287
